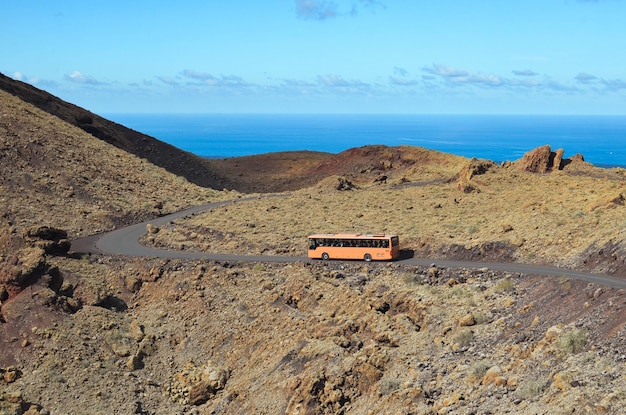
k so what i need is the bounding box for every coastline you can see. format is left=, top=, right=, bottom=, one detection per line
left=105, top=113, right=626, bottom=166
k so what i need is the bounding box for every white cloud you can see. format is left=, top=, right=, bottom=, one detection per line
left=541, top=79, right=579, bottom=93
left=513, top=69, right=538, bottom=76
left=10, top=71, right=41, bottom=85
left=389, top=76, right=418, bottom=86
left=423, top=64, right=503, bottom=87
left=575, top=72, right=599, bottom=84
left=389, top=67, right=418, bottom=86
left=280, top=78, right=317, bottom=88
left=65, top=70, right=103, bottom=85
left=295, top=0, right=385, bottom=20
left=420, top=63, right=626, bottom=95
left=602, top=78, right=626, bottom=91
left=180, top=70, right=252, bottom=88
left=392, top=67, right=408, bottom=77
left=181, top=69, right=216, bottom=81
left=296, top=0, right=338, bottom=20
left=157, top=76, right=179, bottom=86
left=317, top=74, right=370, bottom=91
left=425, top=64, right=469, bottom=79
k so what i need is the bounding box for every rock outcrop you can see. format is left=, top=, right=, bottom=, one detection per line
left=513, top=145, right=586, bottom=173
left=457, top=158, right=496, bottom=193
left=24, top=226, right=70, bottom=256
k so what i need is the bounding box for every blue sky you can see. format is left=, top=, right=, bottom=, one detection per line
left=2, top=0, right=626, bottom=114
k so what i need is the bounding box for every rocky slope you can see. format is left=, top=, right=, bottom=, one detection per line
left=1, top=82, right=626, bottom=414
left=0, top=89, right=223, bottom=240
left=0, top=73, right=227, bottom=190
left=3, top=255, right=625, bottom=415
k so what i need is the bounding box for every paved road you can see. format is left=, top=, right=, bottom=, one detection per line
left=70, top=197, right=626, bottom=289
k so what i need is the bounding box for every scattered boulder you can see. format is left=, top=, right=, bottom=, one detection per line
left=570, top=153, right=585, bottom=163
left=1, top=366, right=21, bottom=383
left=457, top=158, right=495, bottom=193
left=460, top=158, right=495, bottom=180
left=0, top=389, right=33, bottom=415
left=168, top=360, right=229, bottom=405
left=482, top=365, right=505, bottom=386
left=0, top=247, right=48, bottom=296
left=125, top=353, right=144, bottom=371
left=545, top=324, right=563, bottom=340
left=458, top=313, right=476, bottom=327
left=313, top=176, right=358, bottom=192
left=553, top=371, right=573, bottom=391
left=146, top=223, right=160, bottom=234
left=335, top=177, right=356, bottom=191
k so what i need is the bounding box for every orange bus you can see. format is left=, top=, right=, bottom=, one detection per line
left=307, top=233, right=400, bottom=261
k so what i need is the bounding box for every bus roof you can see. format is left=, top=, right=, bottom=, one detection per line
left=308, top=233, right=397, bottom=239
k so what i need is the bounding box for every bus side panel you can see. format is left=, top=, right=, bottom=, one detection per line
left=320, top=247, right=393, bottom=260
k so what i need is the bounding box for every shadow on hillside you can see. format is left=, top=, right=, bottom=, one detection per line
left=399, top=249, right=415, bottom=260
left=96, top=296, right=128, bottom=312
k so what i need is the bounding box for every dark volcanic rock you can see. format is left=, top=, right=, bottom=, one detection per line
left=24, top=226, right=70, bottom=256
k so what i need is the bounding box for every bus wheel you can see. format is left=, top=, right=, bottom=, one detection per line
left=322, top=253, right=330, bottom=260
left=364, top=253, right=372, bottom=262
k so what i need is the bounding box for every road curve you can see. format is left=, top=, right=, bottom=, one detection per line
left=71, top=197, right=626, bottom=289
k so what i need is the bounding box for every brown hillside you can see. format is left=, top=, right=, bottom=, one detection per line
left=0, top=73, right=471, bottom=194
left=0, top=89, right=222, bottom=242
left=2, top=87, right=626, bottom=415
left=209, top=150, right=333, bottom=193
left=0, top=73, right=228, bottom=190
left=209, top=145, right=466, bottom=193
left=312, top=145, right=464, bottom=179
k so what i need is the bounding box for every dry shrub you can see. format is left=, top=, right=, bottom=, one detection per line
left=517, top=380, right=545, bottom=400
left=453, top=328, right=474, bottom=348
left=469, top=360, right=491, bottom=383
left=494, top=278, right=515, bottom=294
left=558, top=328, right=588, bottom=354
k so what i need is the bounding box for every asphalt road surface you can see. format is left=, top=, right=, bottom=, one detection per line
left=70, top=197, right=626, bottom=289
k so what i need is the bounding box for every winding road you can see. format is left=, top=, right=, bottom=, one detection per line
left=70, top=197, right=626, bottom=289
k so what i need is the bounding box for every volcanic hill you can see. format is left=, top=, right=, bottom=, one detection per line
left=1, top=75, right=626, bottom=415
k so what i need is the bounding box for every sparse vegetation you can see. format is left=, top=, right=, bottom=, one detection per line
left=494, top=278, right=516, bottom=293
left=2, top=79, right=626, bottom=415
left=469, top=360, right=492, bottom=382
left=144, top=157, right=626, bottom=272
left=453, top=328, right=474, bottom=348
left=558, top=328, right=589, bottom=354
left=379, top=378, right=401, bottom=395
left=401, top=272, right=422, bottom=286
left=517, top=379, right=545, bottom=400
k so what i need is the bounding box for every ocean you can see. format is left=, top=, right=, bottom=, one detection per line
left=104, top=114, right=626, bottom=167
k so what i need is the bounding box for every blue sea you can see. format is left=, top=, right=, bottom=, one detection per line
left=105, top=114, right=626, bottom=167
